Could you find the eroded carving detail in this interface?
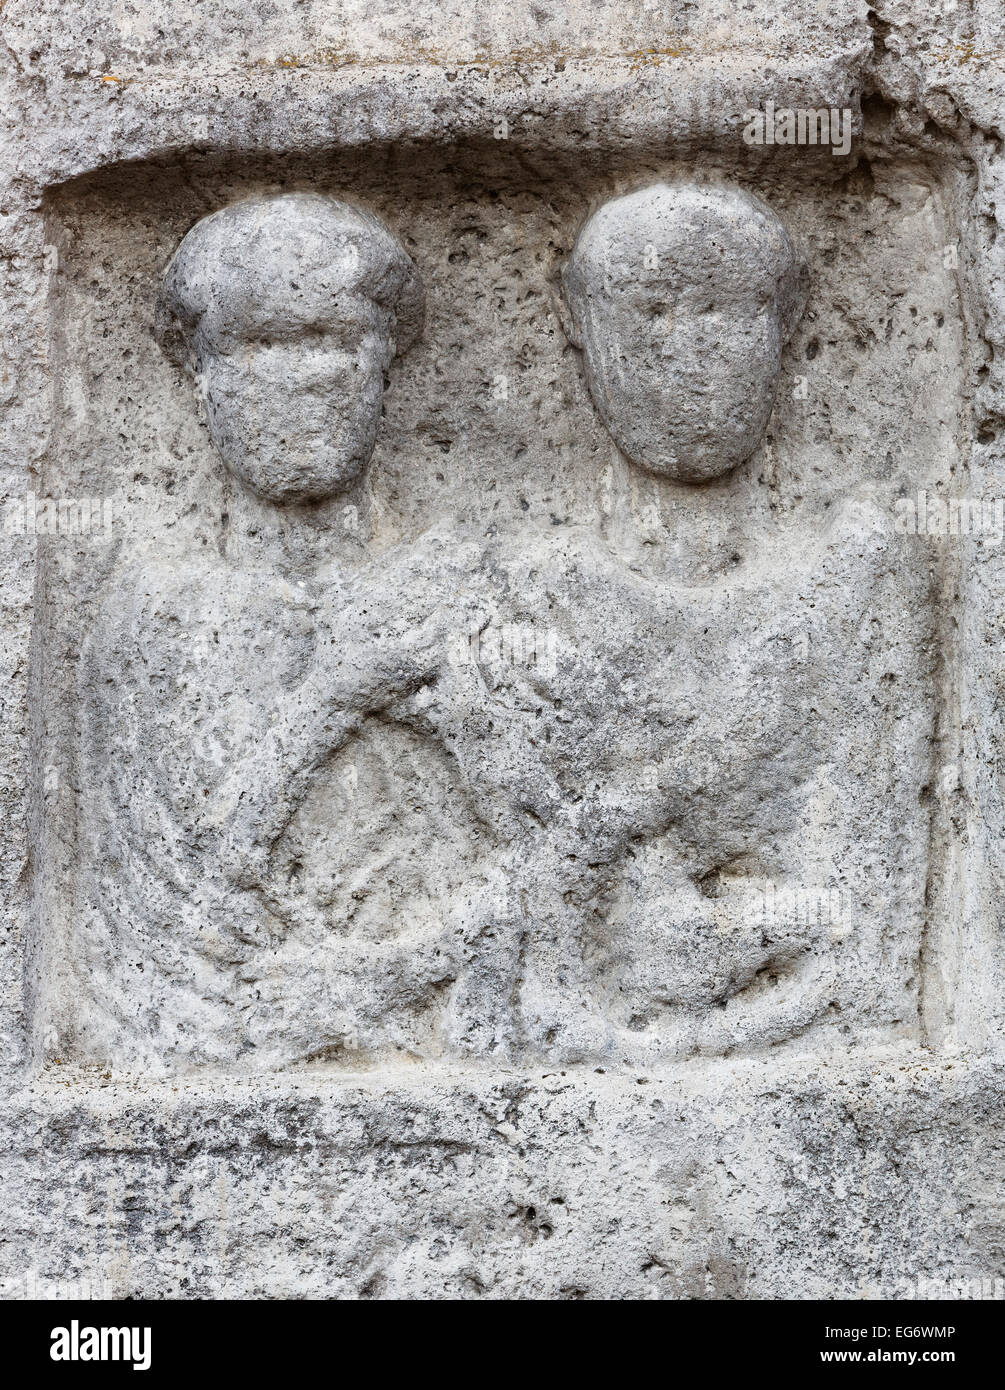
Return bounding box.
[562,182,807,481]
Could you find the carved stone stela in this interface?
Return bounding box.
[35,168,950,1073]
[10,0,1005,1304]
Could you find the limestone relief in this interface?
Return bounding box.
[65,183,934,1071]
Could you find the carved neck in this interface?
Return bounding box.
[216,471,375,578]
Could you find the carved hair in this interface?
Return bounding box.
[155,192,424,373]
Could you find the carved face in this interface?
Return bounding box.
[193,287,393,505]
[157,194,423,505]
[563,184,806,483]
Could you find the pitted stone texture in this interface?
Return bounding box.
[562,183,807,482]
[2,1059,1001,1301]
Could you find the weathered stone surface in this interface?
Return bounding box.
[2,0,1005,1300]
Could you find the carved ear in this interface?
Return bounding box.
[153,255,203,378]
[153,298,198,376]
[557,261,584,348]
[780,253,810,345]
[389,260,426,358]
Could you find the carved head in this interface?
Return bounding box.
[156,193,424,504]
[562,183,807,483]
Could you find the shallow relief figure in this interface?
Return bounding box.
[71,194,500,1070]
[469,181,933,1061]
